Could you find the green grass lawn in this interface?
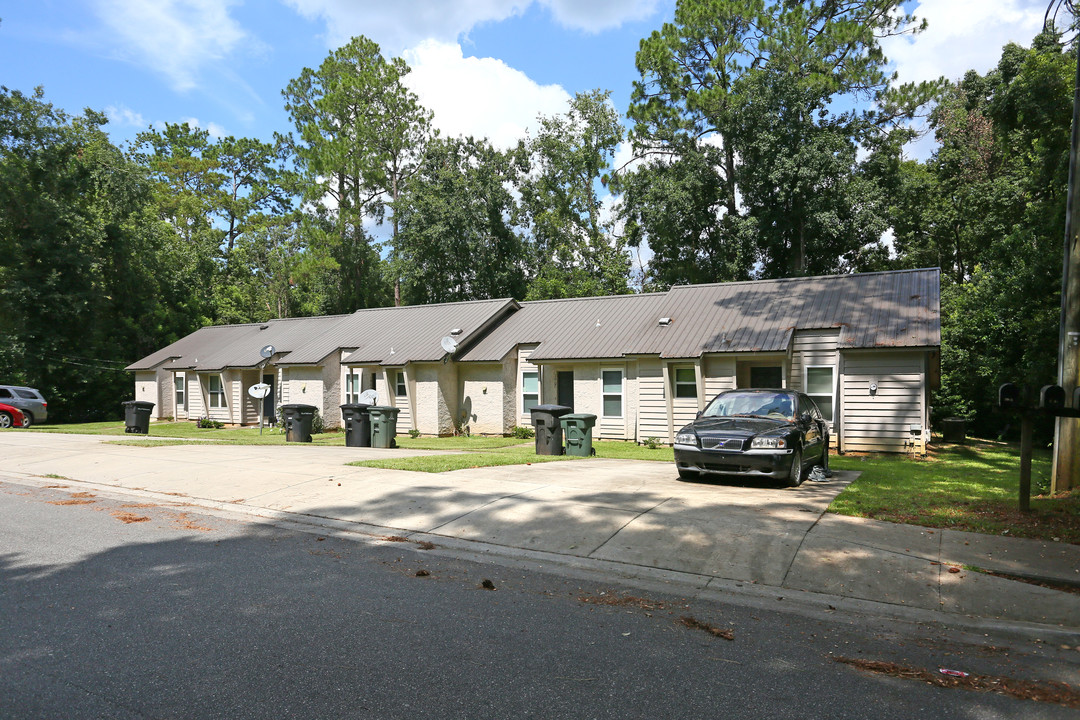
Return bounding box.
[829,439,1078,544]
[350,437,673,472]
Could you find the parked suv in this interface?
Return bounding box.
[0,386,47,426]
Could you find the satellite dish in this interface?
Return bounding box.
[260,344,276,359]
[358,389,378,405]
[440,336,459,354]
[248,383,271,399]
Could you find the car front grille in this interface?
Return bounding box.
[701,437,746,451]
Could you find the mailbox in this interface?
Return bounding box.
[998,383,1020,409]
[1040,384,1066,410]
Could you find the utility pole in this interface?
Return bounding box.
[1052,25,1080,493]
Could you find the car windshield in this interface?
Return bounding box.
[702,391,794,421]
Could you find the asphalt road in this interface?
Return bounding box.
[2,480,1077,720]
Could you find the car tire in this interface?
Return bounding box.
[20,412,32,428]
[677,467,700,481]
[0,412,11,429]
[785,448,804,487]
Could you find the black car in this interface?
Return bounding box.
[673,389,829,487]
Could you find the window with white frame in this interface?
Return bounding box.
[521,370,539,413]
[602,368,623,417]
[345,369,361,404]
[673,367,697,399]
[208,374,226,409]
[174,373,186,411]
[395,371,407,398]
[805,366,835,422]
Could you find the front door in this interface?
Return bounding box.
[749,366,783,388]
[557,371,574,409]
[262,374,276,424]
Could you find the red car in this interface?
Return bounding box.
[0,402,26,429]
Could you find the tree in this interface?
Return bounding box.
[0,87,201,421]
[391,137,529,304]
[626,0,938,281]
[521,89,631,299]
[281,35,433,310]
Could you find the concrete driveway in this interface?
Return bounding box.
[2,431,1077,631]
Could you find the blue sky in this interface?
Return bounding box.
[1,0,1052,161]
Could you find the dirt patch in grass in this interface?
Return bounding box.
[48,499,96,506]
[877,494,1080,545]
[834,656,1080,709]
[678,615,734,641]
[111,511,150,524]
[963,566,1080,595]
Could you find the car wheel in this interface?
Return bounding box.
[0,412,11,429]
[677,467,700,481]
[20,412,32,428]
[785,448,804,487]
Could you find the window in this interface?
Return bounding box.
[602,369,623,418]
[674,367,697,399]
[208,375,226,409]
[395,371,407,398]
[805,366,834,422]
[522,370,539,413]
[175,373,186,411]
[345,370,361,404]
[749,365,783,388]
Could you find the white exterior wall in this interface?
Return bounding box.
[840,350,927,453]
[791,329,840,446]
[460,364,507,435]
[281,366,325,420]
[703,356,736,399]
[134,371,165,420]
[637,359,667,442]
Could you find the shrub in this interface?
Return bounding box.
[196,417,224,429]
[511,425,535,439]
[409,428,421,439]
[643,436,661,450]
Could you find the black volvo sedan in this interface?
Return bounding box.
[673,389,829,487]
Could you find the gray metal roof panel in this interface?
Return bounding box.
[316,298,516,366]
[127,325,256,372]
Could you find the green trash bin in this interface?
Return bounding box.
[369,406,401,448]
[561,413,597,457]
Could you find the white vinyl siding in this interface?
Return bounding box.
[636,360,668,442]
[840,351,925,453]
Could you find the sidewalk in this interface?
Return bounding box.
[2,432,1077,632]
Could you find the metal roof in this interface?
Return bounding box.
[458,293,669,363]
[289,298,517,366]
[164,315,352,371]
[125,325,256,371]
[459,268,940,362]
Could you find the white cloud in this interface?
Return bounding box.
[882,0,1046,87]
[540,0,667,32]
[104,105,146,128]
[283,0,530,52]
[403,40,571,149]
[283,0,667,52]
[180,117,227,139]
[88,0,250,91]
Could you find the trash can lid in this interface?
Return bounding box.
[562,413,597,421]
[529,404,573,417]
[282,403,318,412]
[340,403,373,411]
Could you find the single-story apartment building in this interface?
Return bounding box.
[127,268,940,453]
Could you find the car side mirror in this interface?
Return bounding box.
[695,410,703,419]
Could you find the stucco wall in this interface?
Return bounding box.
[282,366,325,422]
[460,363,505,435]
[134,372,162,420]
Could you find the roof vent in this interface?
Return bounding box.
[658,317,672,326]
[450,328,463,336]
[595,318,602,328]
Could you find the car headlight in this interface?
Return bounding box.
[675,431,697,446]
[750,437,786,449]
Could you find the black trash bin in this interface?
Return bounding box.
[281,403,317,443]
[528,404,573,455]
[122,400,155,434]
[340,403,373,447]
[941,417,966,444]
